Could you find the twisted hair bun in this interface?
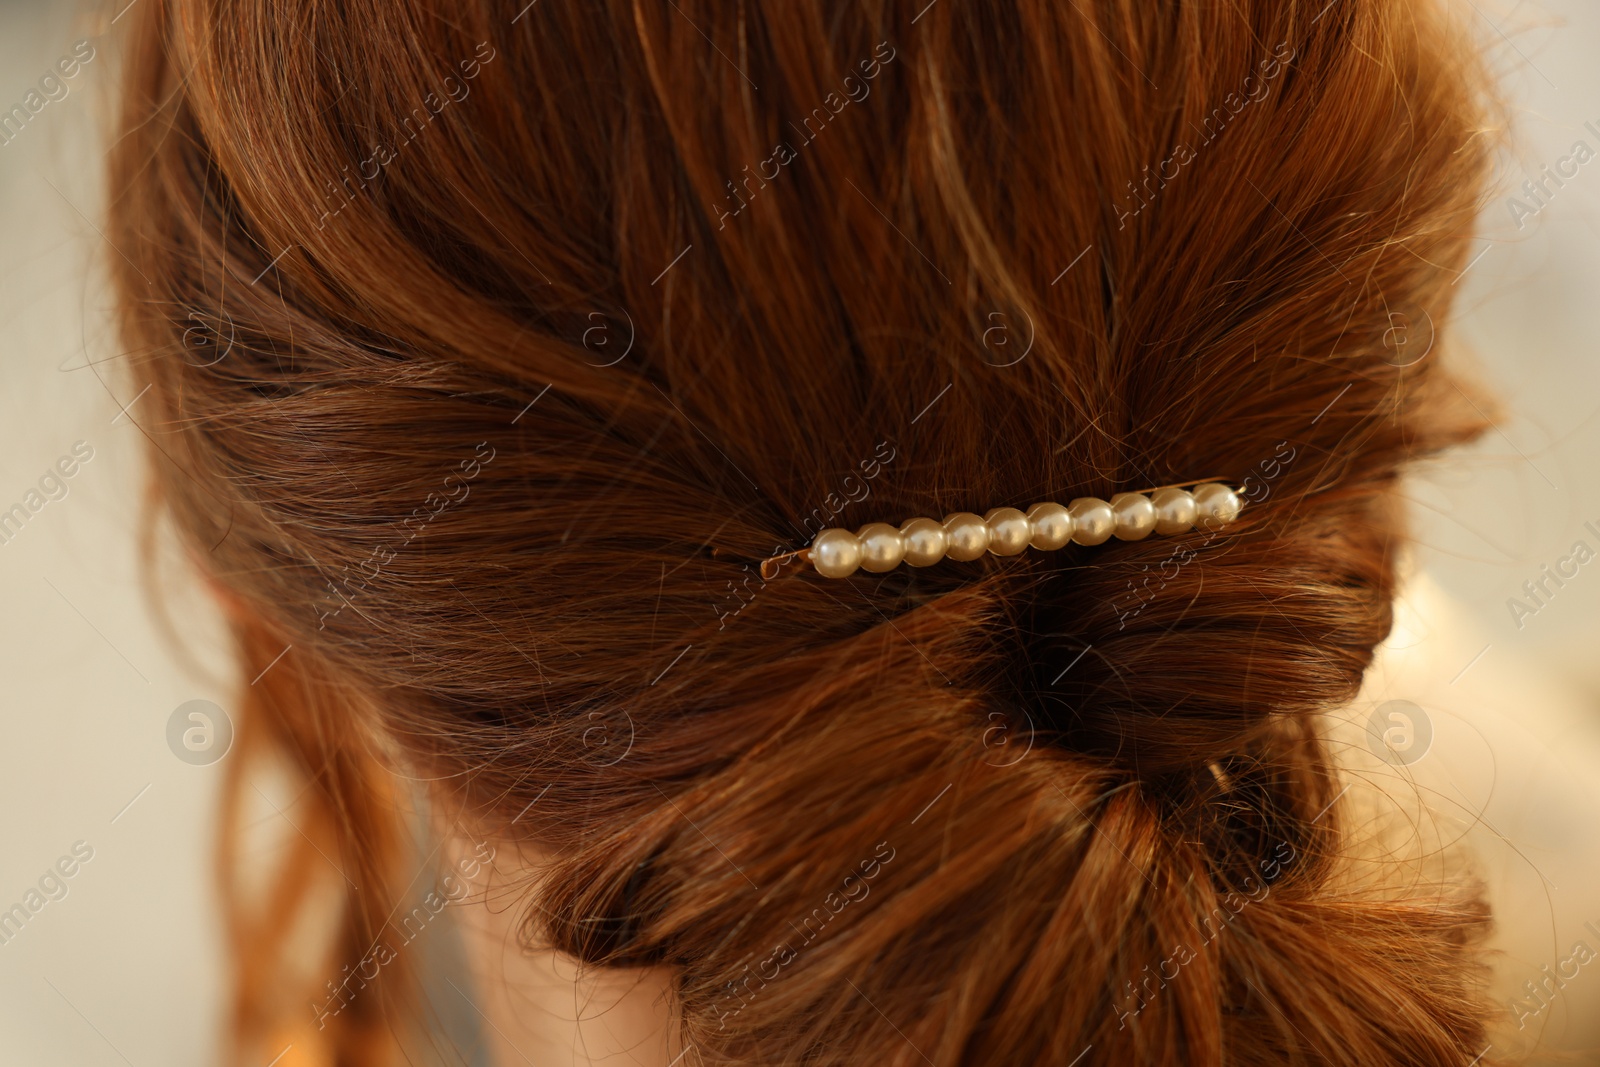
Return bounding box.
[111,0,1499,1063]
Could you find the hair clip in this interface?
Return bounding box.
[760,480,1243,580]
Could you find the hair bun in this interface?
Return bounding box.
[111,0,1500,1062]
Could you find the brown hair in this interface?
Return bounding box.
[109,0,1502,1063]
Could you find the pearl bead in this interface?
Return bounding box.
[811,528,863,578]
[1067,497,1114,545]
[1110,492,1157,541]
[942,512,991,561]
[1150,487,1197,535]
[899,517,948,567]
[983,507,1031,556]
[1026,502,1074,550]
[1192,483,1242,527]
[855,522,906,572]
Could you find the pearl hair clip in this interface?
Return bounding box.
[760,481,1244,580]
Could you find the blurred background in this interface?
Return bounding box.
[1,0,1599,1063]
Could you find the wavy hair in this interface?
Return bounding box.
[109,0,1501,1063]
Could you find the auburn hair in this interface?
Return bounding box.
[109,0,1503,1063]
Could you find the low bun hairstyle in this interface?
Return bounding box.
[110,0,1500,1063]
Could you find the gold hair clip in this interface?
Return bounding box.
[761,480,1243,580]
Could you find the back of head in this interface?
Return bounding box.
[109,0,1498,1063]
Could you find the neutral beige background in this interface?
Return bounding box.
[0,3,233,1065]
[1,0,1598,1063]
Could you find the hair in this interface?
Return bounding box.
[109,0,1504,1063]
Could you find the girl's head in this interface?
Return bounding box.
[110,0,1498,1062]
